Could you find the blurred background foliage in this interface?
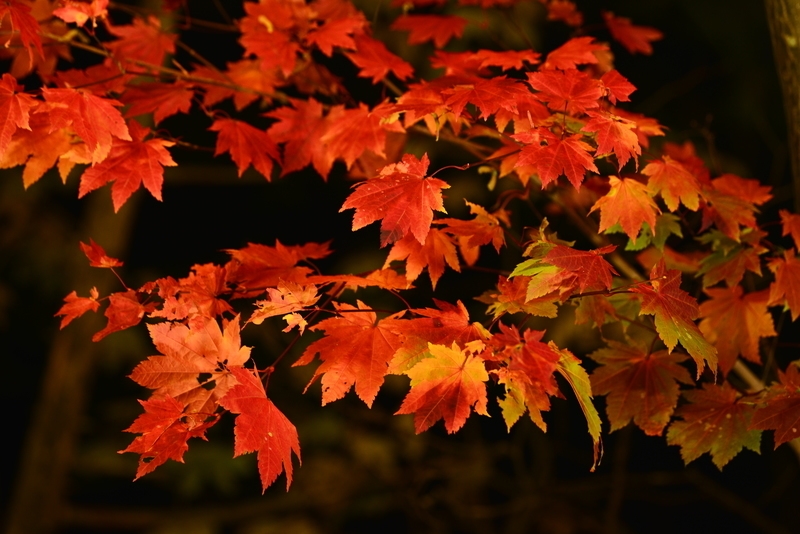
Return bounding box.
[3,0,800,533]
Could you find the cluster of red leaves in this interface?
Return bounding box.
[1,0,794,491]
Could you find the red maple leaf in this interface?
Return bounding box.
[600,69,636,104]
[543,0,583,27]
[544,243,618,293]
[320,103,403,171]
[52,0,108,27]
[150,263,233,320]
[80,238,124,268]
[119,395,214,480]
[0,73,36,158]
[699,287,775,374]
[779,209,800,250]
[384,227,460,288]
[304,14,365,56]
[750,364,800,447]
[219,367,301,492]
[106,16,176,68]
[490,324,561,431]
[1,112,72,188]
[390,14,467,48]
[603,11,663,55]
[516,130,598,189]
[395,342,489,433]
[590,175,659,240]
[666,383,761,468]
[527,68,604,115]
[42,87,131,164]
[341,153,449,246]
[55,287,100,328]
[631,260,717,377]
[0,0,44,60]
[345,34,414,83]
[266,98,335,178]
[768,249,800,321]
[581,110,641,169]
[541,36,606,70]
[590,340,693,436]
[224,240,331,294]
[474,49,541,71]
[78,121,176,211]
[122,81,194,125]
[294,301,406,407]
[442,76,531,120]
[210,118,280,181]
[642,156,703,212]
[93,290,146,342]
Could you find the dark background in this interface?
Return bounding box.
[2,0,799,532]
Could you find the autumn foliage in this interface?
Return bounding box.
[4,0,800,494]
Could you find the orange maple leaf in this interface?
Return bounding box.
[590,340,693,436]
[294,301,406,407]
[345,34,414,83]
[55,287,100,328]
[768,249,800,321]
[396,342,489,434]
[699,287,775,374]
[603,11,663,55]
[642,156,703,212]
[384,227,460,288]
[582,110,641,169]
[541,36,606,70]
[750,364,800,447]
[590,175,659,241]
[390,14,467,48]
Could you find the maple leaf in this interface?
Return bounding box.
[556,348,603,470]
[122,81,194,125]
[150,263,233,320]
[266,98,335,177]
[590,340,692,436]
[541,36,606,70]
[0,0,44,60]
[543,0,583,27]
[631,260,717,377]
[695,228,766,288]
[388,300,490,374]
[473,49,541,71]
[210,118,280,181]
[396,342,489,434]
[120,395,214,480]
[390,14,467,48]
[42,87,131,164]
[0,113,72,188]
[78,121,176,211]
[779,209,800,250]
[304,14,365,56]
[93,290,146,342]
[0,73,36,158]
[768,249,800,321]
[341,153,449,246]
[250,281,319,332]
[130,315,252,415]
[55,287,100,328]
[666,383,761,469]
[700,181,760,242]
[238,0,305,76]
[106,15,176,68]
[80,238,123,268]
[219,367,301,492]
[750,363,800,447]
[603,11,663,55]
[581,110,641,169]
[384,227,460,288]
[590,175,660,241]
[345,34,414,83]
[294,301,406,407]
[224,240,331,294]
[516,130,598,189]
[320,103,403,171]
[476,275,559,319]
[698,287,775,374]
[642,156,703,212]
[490,324,561,431]
[438,201,508,264]
[527,68,604,115]
[600,70,636,105]
[52,0,108,27]
[442,76,531,119]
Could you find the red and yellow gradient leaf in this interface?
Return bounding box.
[395,342,489,434]
[590,175,659,240]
